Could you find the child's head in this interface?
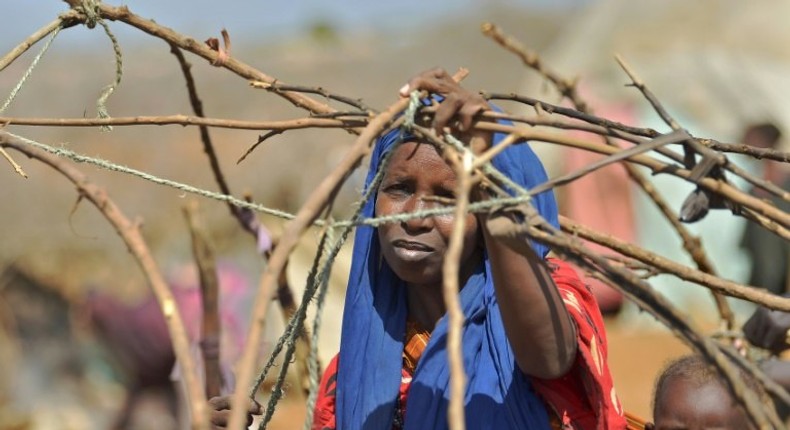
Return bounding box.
[647,355,754,430]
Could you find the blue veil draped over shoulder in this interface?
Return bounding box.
[336,113,560,429]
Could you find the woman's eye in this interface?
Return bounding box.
[382,183,410,196]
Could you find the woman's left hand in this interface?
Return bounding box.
[399,68,491,144]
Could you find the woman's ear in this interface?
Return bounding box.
[645,422,655,430]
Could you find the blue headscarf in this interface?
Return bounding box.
[337,113,560,429]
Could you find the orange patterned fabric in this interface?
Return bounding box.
[402,318,430,375]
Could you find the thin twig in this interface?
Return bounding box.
[0,146,27,178]
[701,139,790,163]
[237,131,283,165]
[726,161,789,202]
[0,115,365,130]
[0,11,80,72]
[251,81,377,114]
[170,45,236,215]
[718,345,790,409]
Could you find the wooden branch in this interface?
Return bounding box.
[183,201,223,399]
[0,115,364,130]
[80,3,338,117]
[170,45,236,216]
[441,145,472,430]
[481,110,647,144]
[528,130,690,195]
[726,161,789,202]
[0,132,210,430]
[482,92,659,139]
[0,11,81,72]
[718,344,790,409]
[701,139,790,163]
[481,23,585,111]
[614,55,730,180]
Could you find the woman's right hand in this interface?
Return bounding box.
[399,68,492,153]
[208,395,262,429]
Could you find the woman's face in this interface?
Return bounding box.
[375,141,482,288]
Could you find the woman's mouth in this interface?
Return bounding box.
[392,239,434,261]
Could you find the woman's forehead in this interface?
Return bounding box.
[391,140,439,158]
[384,141,453,175]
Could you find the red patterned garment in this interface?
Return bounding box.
[312,258,627,430]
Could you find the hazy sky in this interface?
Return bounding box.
[7,0,580,49]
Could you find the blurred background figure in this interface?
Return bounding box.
[738,122,789,296]
[84,262,253,429]
[84,290,180,429]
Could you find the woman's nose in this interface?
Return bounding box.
[401,195,433,233]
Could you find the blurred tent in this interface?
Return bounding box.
[519,0,790,323]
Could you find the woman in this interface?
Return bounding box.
[310,69,625,430]
[211,69,626,429]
